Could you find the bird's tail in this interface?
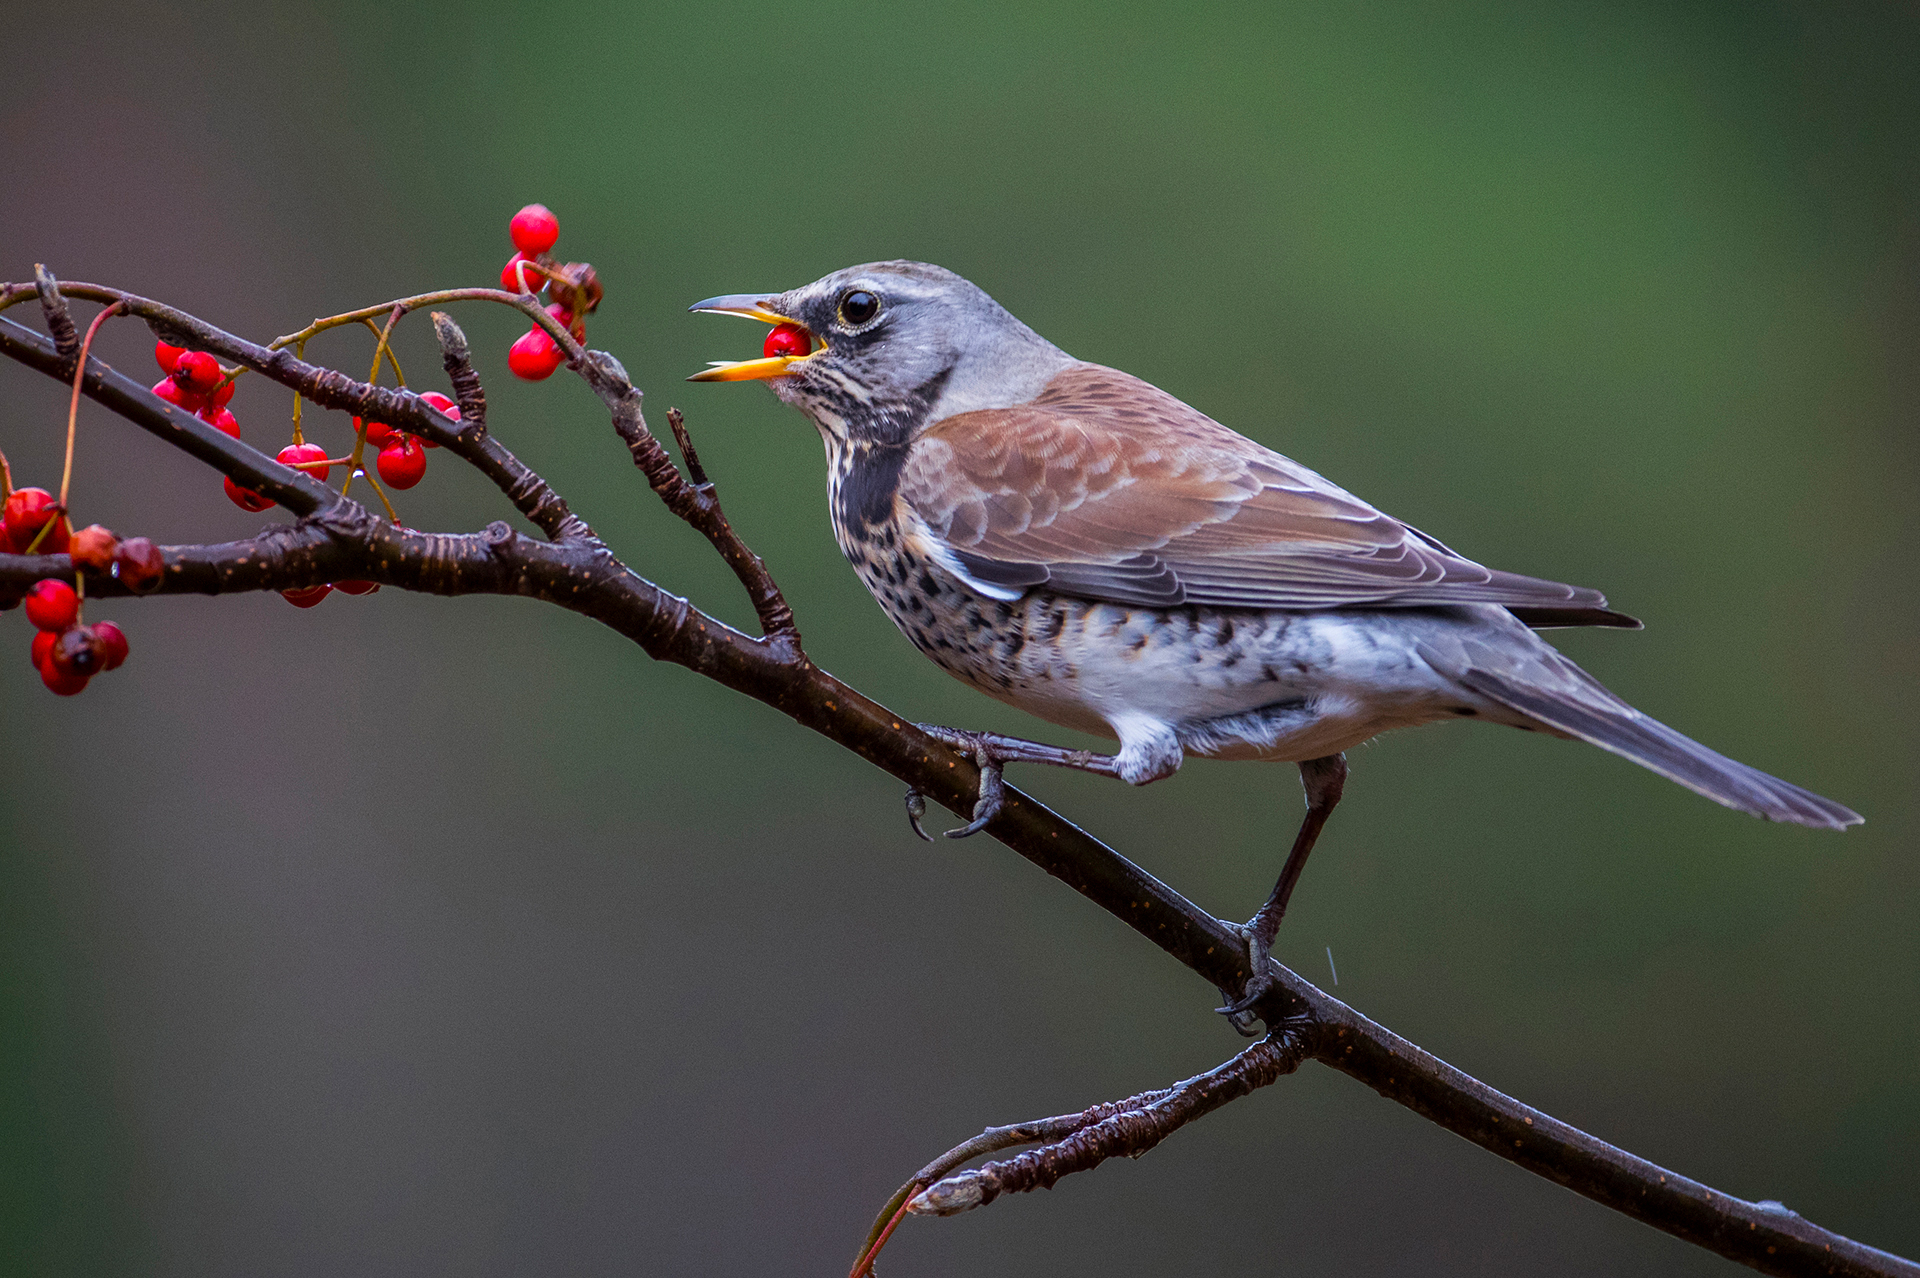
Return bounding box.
[1450,665,1862,831]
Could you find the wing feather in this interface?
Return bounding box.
[901,365,1638,627]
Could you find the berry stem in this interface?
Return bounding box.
[290,338,308,445]
[266,288,580,365]
[342,307,404,501]
[61,300,123,508]
[359,465,401,524]
[360,312,407,388]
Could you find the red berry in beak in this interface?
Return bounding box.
[93,621,130,670]
[763,324,811,360]
[509,203,560,255]
[508,327,565,381]
[24,579,79,632]
[277,442,332,484]
[224,476,274,512]
[114,537,164,592]
[376,436,427,490]
[281,583,332,608]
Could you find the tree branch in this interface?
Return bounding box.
[1,283,1911,1278]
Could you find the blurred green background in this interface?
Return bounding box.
[1,1,1915,1273]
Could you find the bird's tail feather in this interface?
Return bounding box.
[1454,668,1862,831]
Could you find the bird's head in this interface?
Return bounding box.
[688,261,1073,445]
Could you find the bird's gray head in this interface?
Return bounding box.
[688,261,1075,445]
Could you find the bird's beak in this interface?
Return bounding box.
[685,293,819,382]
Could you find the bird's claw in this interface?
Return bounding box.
[913,725,1008,839]
[1214,920,1274,1034]
[945,754,1005,838]
[904,788,934,842]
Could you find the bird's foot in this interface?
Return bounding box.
[1214,919,1279,1036]
[903,725,1120,841]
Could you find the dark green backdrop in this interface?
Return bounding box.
[2,2,1914,1274]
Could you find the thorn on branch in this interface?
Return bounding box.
[33,265,78,366]
[666,408,708,487]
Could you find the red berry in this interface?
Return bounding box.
[3,486,67,553]
[508,203,560,255]
[50,627,106,678]
[30,630,55,669]
[209,379,236,409]
[376,436,427,490]
[92,621,129,670]
[763,323,811,359]
[277,442,331,484]
[24,579,79,632]
[281,583,332,608]
[198,405,241,438]
[224,476,274,512]
[155,340,186,374]
[501,252,545,293]
[152,375,207,412]
[507,327,565,380]
[114,537,164,592]
[69,524,119,571]
[354,416,398,447]
[172,351,222,396]
[415,392,457,448]
[335,580,380,595]
[37,648,88,696]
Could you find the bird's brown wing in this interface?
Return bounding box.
[899,365,1637,626]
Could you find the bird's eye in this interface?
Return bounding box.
[838,289,880,326]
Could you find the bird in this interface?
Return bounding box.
[687,260,1861,1022]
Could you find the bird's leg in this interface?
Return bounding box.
[1218,753,1348,1029]
[904,725,1126,841]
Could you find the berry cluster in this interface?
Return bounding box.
[4,500,154,694]
[499,204,601,381]
[153,341,240,440]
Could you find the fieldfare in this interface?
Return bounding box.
[689,261,1860,1021]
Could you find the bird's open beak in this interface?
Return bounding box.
[685,293,819,382]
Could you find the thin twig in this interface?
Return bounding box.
[911,1023,1311,1218]
[62,299,123,508]
[580,357,797,642]
[666,407,708,486]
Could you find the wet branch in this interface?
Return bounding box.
[0,282,1912,1278]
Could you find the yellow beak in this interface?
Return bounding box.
[685,293,819,382]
